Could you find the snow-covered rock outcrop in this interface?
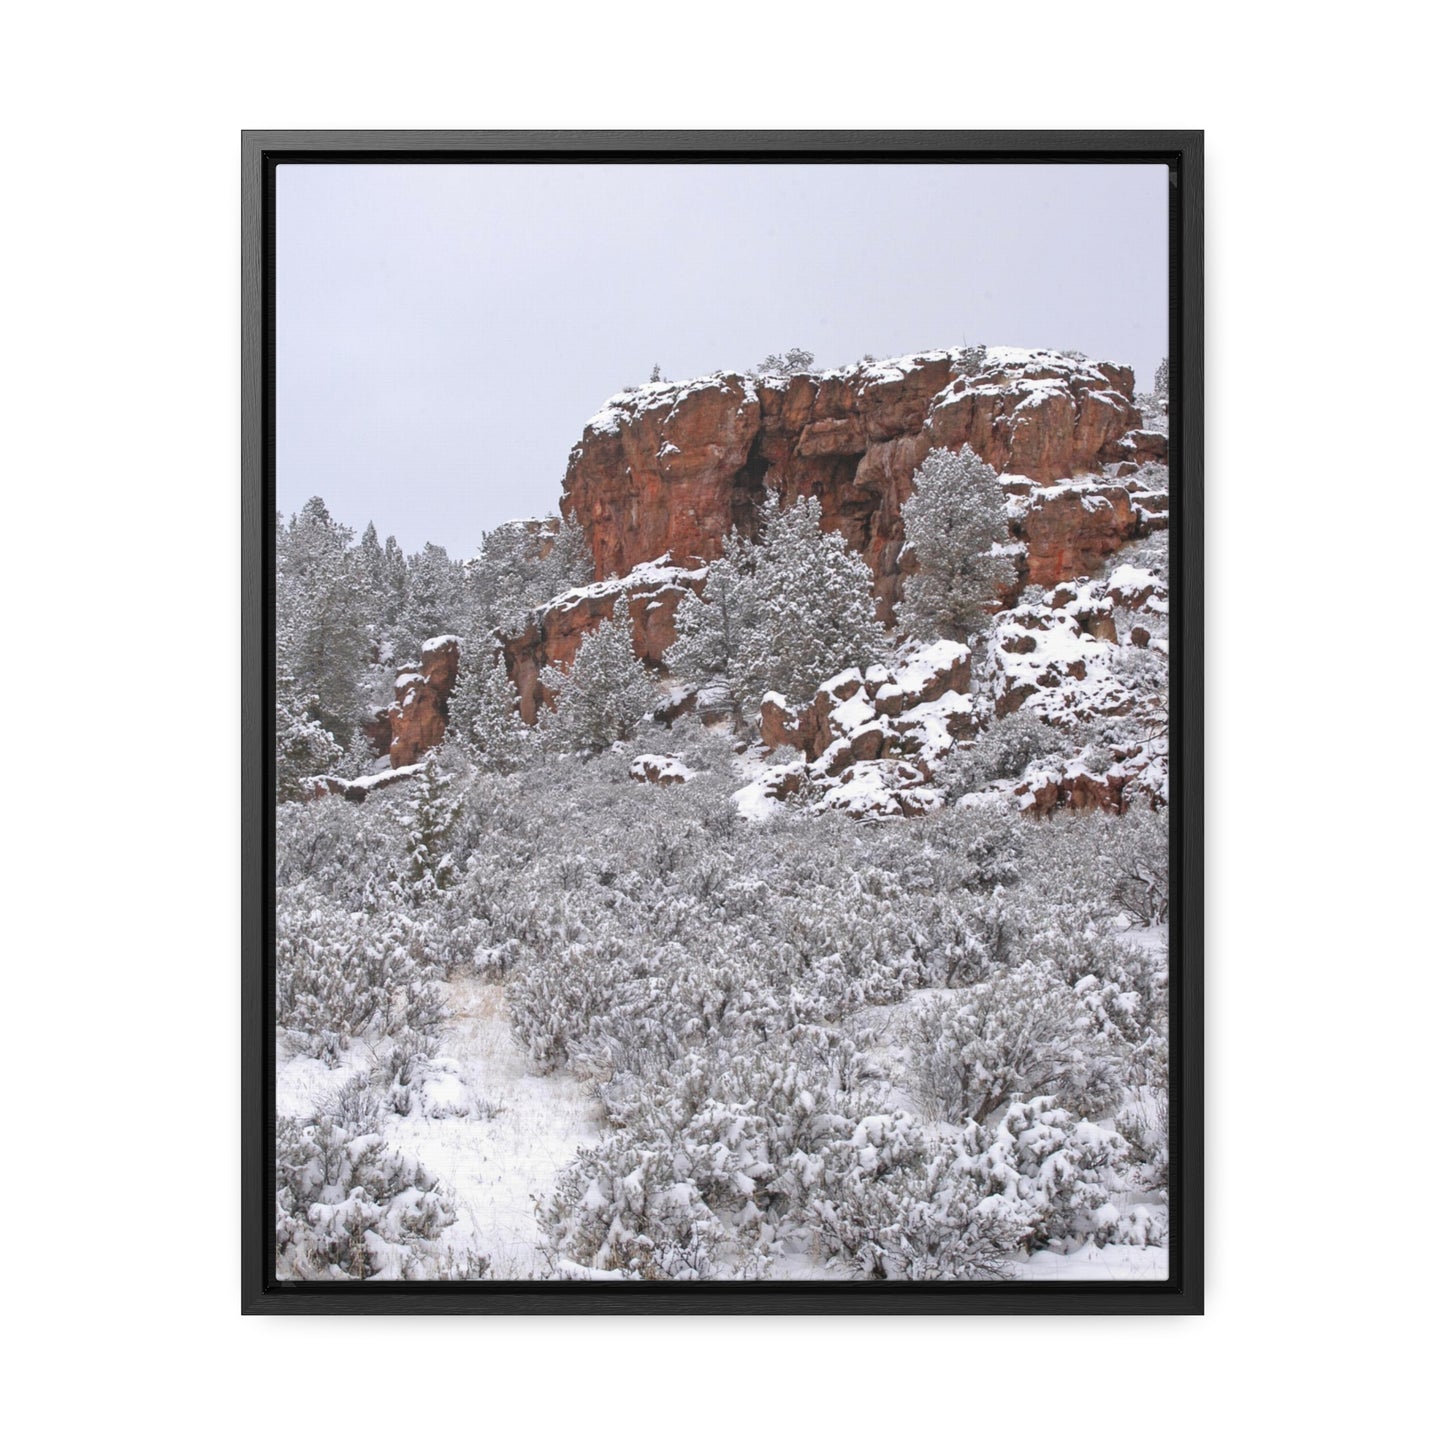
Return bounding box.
[501,556,706,724]
[743,641,977,818]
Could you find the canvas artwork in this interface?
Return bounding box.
[270,157,1176,1289]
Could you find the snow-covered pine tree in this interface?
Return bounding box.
[896,446,1015,642]
[444,641,486,744]
[398,542,465,653]
[340,726,384,780]
[401,754,460,899]
[382,535,408,626]
[734,494,885,708]
[275,677,343,801]
[276,496,373,740]
[357,521,387,601]
[450,651,532,773]
[665,495,884,710]
[663,530,752,692]
[465,514,593,642]
[535,515,593,603]
[538,597,656,752]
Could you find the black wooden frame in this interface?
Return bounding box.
[243,130,1203,1315]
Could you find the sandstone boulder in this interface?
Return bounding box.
[1021,483,1137,587]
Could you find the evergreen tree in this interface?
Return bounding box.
[664,531,751,690]
[276,497,371,739]
[275,677,343,801]
[668,495,883,710]
[536,515,593,602]
[399,542,465,653]
[449,650,532,773]
[357,521,387,595]
[736,494,884,706]
[539,597,656,752]
[400,755,460,900]
[749,347,815,378]
[467,514,593,642]
[897,446,1014,642]
[382,536,409,624]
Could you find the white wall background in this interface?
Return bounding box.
[2,4,1435,1440]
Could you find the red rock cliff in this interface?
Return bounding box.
[561,347,1158,616]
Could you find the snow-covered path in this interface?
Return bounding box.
[383,978,602,1278]
[276,978,602,1280]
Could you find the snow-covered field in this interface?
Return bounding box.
[274,433,1172,1285]
[279,960,1168,1281]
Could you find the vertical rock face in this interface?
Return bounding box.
[1020,483,1139,586]
[389,636,460,767]
[561,347,1149,617]
[501,560,706,723]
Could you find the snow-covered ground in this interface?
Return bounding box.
[278,978,602,1279]
[1013,1243,1167,1281]
[278,965,1168,1281]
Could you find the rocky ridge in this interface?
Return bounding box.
[369,347,1170,818]
[563,346,1164,614]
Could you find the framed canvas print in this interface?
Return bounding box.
[242,130,1202,1314]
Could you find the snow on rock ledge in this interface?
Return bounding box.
[748,641,974,818]
[501,555,706,725]
[307,762,425,804]
[629,754,695,787]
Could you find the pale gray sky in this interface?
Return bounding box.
[277,162,1167,556]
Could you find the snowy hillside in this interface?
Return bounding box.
[274,348,1171,1282]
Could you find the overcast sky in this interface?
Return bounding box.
[277,162,1167,556]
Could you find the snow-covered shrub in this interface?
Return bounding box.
[1108,805,1170,927]
[809,1115,1027,1279]
[956,344,987,377]
[941,707,1062,796]
[1114,1087,1170,1196]
[905,962,1115,1126]
[748,347,815,377]
[545,1033,887,1278]
[543,1136,725,1280]
[275,1091,486,1280]
[978,1098,1164,1253]
[275,793,403,913]
[549,1033,1148,1280]
[276,903,444,1061]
